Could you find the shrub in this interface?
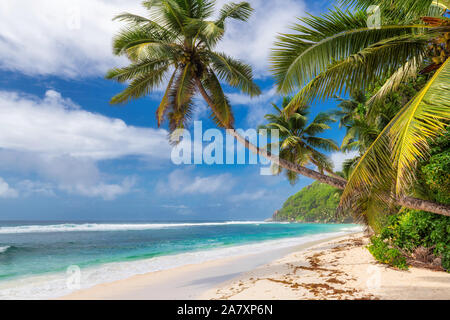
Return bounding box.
[368,128,450,272]
[367,236,408,270]
[373,209,450,271]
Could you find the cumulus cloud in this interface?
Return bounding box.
[227,86,278,106]
[229,189,267,202]
[0,0,306,78]
[60,177,136,201]
[16,180,55,197]
[0,0,142,77]
[0,90,171,160]
[226,86,280,126]
[216,0,307,77]
[0,90,171,199]
[330,151,359,172]
[157,169,235,195]
[0,177,18,198]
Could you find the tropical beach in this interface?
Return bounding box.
[0,0,449,306]
[61,232,450,300]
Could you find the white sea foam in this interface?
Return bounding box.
[0,246,10,254]
[0,226,363,300]
[0,221,267,234]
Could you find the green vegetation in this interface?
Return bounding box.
[368,130,450,271]
[368,209,450,271]
[270,0,450,216]
[367,236,409,270]
[106,0,260,133]
[275,182,350,223]
[258,98,339,185]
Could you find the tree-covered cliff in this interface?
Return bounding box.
[273,182,352,223]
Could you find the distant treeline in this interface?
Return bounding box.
[273,182,352,223]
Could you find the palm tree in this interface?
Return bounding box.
[107,0,449,216]
[270,2,450,216]
[259,98,342,184]
[333,90,377,153]
[106,0,348,191]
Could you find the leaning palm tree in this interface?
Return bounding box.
[259,98,341,184]
[270,2,450,216]
[106,0,347,191]
[107,0,449,216]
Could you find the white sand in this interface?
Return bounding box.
[200,233,450,300]
[61,233,450,300]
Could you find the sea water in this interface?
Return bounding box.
[0,221,361,299]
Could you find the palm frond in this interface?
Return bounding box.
[201,70,235,128]
[112,26,179,61]
[109,65,169,104]
[367,55,424,105]
[390,58,450,194]
[306,137,340,152]
[149,0,187,34]
[156,68,178,127]
[271,8,368,93]
[168,63,197,131]
[339,108,401,211]
[339,0,448,21]
[270,6,440,95]
[216,2,253,25]
[208,51,261,96]
[105,59,168,83]
[282,31,436,114]
[340,58,450,212]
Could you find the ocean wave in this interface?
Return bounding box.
[0,221,267,234]
[0,246,11,254]
[0,227,359,300]
[340,226,364,232]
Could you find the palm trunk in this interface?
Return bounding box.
[397,196,450,217]
[195,79,450,217]
[228,130,347,189]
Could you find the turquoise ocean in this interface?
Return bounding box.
[0,221,361,299]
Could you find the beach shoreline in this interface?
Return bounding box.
[60,232,358,300]
[61,232,450,300]
[201,233,450,300]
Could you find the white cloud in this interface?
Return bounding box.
[0,177,18,198]
[0,90,172,200]
[158,169,235,195]
[227,86,278,106]
[330,151,359,172]
[16,180,55,197]
[229,189,267,202]
[216,0,307,77]
[60,177,136,201]
[0,90,171,160]
[0,0,142,77]
[0,0,306,78]
[226,86,280,126]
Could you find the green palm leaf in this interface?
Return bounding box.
[156,68,178,127]
[271,7,436,95]
[208,51,261,96]
[340,58,450,211]
[280,31,440,114]
[201,70,235,128]
[391,58,450,194]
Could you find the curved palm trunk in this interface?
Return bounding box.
[229,130,347,189]
[397,196,450,217]
[194,78,450,217]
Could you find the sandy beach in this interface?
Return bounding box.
[201,233,450,300]
[62,232,450,300]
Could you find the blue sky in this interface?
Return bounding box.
[0,0,356,221]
